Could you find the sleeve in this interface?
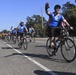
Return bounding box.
[24,25,26,28]
[61,15,65,20]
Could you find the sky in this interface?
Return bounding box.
[0,0,75,31]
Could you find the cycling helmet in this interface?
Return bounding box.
[54,5,61,9]
[20,21,24,25]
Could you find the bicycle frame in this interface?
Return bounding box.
[20,34,26,44]
[18,33,28,50]
[46,27,76,62]
[52,27,71,53]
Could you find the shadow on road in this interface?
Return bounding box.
[4,52,66,63]
[34,70,76,75]
[34,70,50,75]
[2,47,13,49]
[2,47,20,49]
[23,53,50,59]
[35,45,46,48]
[4,53,23,57]
[23,53,66,63]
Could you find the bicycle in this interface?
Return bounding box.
[46,27,76,62]
[18,34,28,50]
[11,35,16,44]
[29,32,35,43]
[4,35,10,42]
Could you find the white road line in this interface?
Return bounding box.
[2,41,58,75]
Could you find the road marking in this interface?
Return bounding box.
[2,41,58,75]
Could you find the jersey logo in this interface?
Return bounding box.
[21,26,24,29]
[55,16,58,21]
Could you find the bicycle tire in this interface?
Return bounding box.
[13,38,16,44]
[61,38,76,62]
[23,39,28,50]
[69,36,75,43]
[31,33,35,43]
[31,37,35,43]
[18,43,22,49]
[46,38,55,57]
[65,31,75,48]
[65,37,74,48]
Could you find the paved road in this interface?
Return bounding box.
[0,38,76,75]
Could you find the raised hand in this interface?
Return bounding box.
[45,2,50,10]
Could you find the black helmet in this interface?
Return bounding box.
[54,5,61,10]
[20,21,24,25]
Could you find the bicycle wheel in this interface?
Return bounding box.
[31,33,35,43]
[65,37,75,48]
[69,36,75,43]
[18,42,22,49]
[46,38,55,57]
[23,39,28,50]
[66,31,75,48]
[31,36,35,43]
[13,37,16,44]
[7,36,10,42]
[61,38,76,62]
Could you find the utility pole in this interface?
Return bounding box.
[41,6,43,30]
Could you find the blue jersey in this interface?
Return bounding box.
[49,12,64,27]
[12,30,16,34]
[18,25,26,33]
[29,27,34,33]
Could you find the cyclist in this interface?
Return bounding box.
[0,33,2,39]
[11,28,17,41]
[10,26,13,40]
[7,31,11,41]
[17,21,28,44]
[29,26,35,42]
[45,2,73,48]
[12,28,17,35]
[1,32,5,40]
